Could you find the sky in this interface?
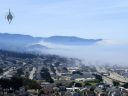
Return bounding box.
[0,0,128,43]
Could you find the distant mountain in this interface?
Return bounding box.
[25,44,49,54]
[28,44,48,49]
[0,33,41,44]
[0,33,42,51]
[43,36,102,45]
[0,33,102,52]
[27,44,48,50]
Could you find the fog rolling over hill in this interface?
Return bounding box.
[0,33,127,65]
[0,33,42,52]
[48,44,128,66]
[42,36,102,45]
[40,39,128,66]
[0,33,101,51]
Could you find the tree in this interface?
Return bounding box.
[50,65,56,74]
[122,83,128,88]
[63,67,68,71]
[68,81,75,87]
[25,72,29,78]
[90,87,95,91]
[22,78,41,90]
[40,67,54,83]
[0,77,24,95]
[84,82,91,86]
[75,83,82,87]
[16,68,24,76]
[27,80,41,90]
[72,71,83,75]
[49,78,54,83]
[113,81,120,86]
[0,75,41,94]
[54,62,60,67]
[0,68,3,74]
[11,76,23,90]
[93,74,103,82]
[39,90,45,96]
[0,78,11,95]
[56,83,62,87]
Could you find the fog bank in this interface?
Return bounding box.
[40,41,128,65]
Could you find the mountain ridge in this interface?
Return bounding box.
[43,36,102,45]
[0,33,103,52]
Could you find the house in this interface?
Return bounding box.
[67,87,80,92]
[71,73,95,82]
[108,87,122,96]
[40,82,55,94]
[68,67,79,73]
[101,72,110,76]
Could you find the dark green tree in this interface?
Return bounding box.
[11,76,23,90]
[40,67,54,83]
[0,68,3,74]
[72,71,83,75]
[50,65,56,74]
[113,81,120,86]
[75,83,82,87]
[93,74,103,82]
[22,78,41,90]
[84,82,91,86]
[16,68,24,76]
[122,83,128,88]
[0,78,11,95]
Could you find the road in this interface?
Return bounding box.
[35,65,44,80]
[0,67,14,78]
[96,66,128,84]
[29,67,36,80]
[109,71,128,83]
[95,66,113,85]
[55,67,61,76]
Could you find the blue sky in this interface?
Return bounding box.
[0,0,128,42]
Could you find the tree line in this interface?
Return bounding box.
[0,76,41,95]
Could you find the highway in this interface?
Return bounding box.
[96,66,128,84]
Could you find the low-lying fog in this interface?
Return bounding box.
[40,40,128,66]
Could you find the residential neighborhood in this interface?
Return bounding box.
[0,50,128,96]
